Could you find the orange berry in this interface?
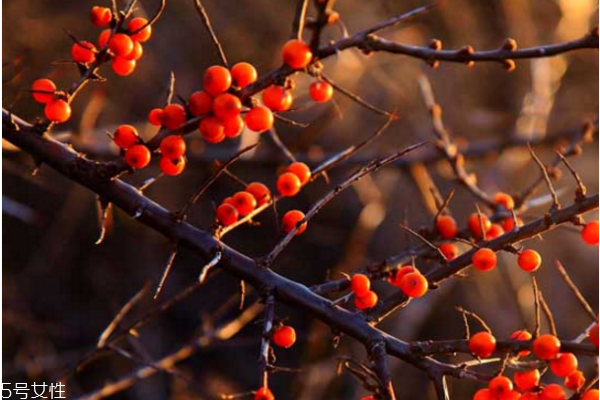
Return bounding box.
[71,41,96,64]
[262,85,293,112]
[582,221,599,245]
[111,57,136,76]
[162,104,187,130]
[113,124,139,149]
[31,79,56,104]
[400,272,428,298]
[488,376,513,398]
[124,144,151,169]
[354,290,378,310]
[589,323,599,347]
[98,29,111,48]
[222,115,245,138]
[212,93,242,119]
[159,135,186,159]
[582,390,599,400]
[511,329,532,357]
[514,369,540,391]
[231,62,257,88]
[472,248,497,272]
[124,40,143,61]
[188,91,213,117]
[391,266,416,287]
[148,108,164,126]
[518,249,542,272]
[277,172,302,197]
[550,353,578,378]
[350,274,371,297]
[502,217,524,232]
[128,17,152,43]
[44,99,71,123]
[436,215,458,239]
[469,332,496,358]
[232,191,257,217]
[90,6,112,27]
[486,224,505,240]
[199,117,225,143]
[282,210,307,235]
[254,387,275,400]
[468,213,492,238]
[216,203,238,227]
[539,384,566,400]
[439,243,459,261]
[159,156,186,176]
[272,325,296,348]
[309,81,333,103]
[109,33,134,57]
[246,182,271,206]
[287,162,311,185]
[565,370,586,391]
[533,334,561,360]
[494,192,515,210]
[203,65,231,96]
[281,39,312,69]
[245,106,274,132]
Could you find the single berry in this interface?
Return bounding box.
[124,41,143,61]
[31,79,56,104]
[44,99,71,123]
[582,221,599,245]
[203,65,231,96]
[501,216,524,232]
[222,115,245,138]
[162,104,187,130]
[231,62,257,88]
[287,162,311,185]
[354,290,378,310]
[309,81,333,103]
[128,17,152,43]
[391,266,416,287]
[124,144,151,169]
[262,85,293,112]
[582,390,599,400]
[109,33,134,57]
[98,29,111,48]
[254,387,275,400]
[469,331,496,358]
[486,224,505,240]
[472,248,497,272]
[518,249,542,272]
[350,274,371,297]
[511,329,532,357]
[245,106,274,132]
[213,93,242,119]
[160,135,186,159]
[113,124,139,149]
[232,191,257,217]
[436,215,458,239]
[71,41,96,64]
[246,182,271,206]
[550,353,578,378]
[514,369,540,391]
[282,210,307,235]
[488,376,513,398]
[533,334,561,360]
[90,6,112,27]
[468,213,492,238]
[565,370,586,391]
[188,91,213,117]
[540,384,566,400]
[589,323,598,347]
[281,39,313,69]
[494,192,515,210]
[199,117,226,143]
[148,108,164,126]
[272,326,296,348]
[111,57,136,76]
[277,172,302,197]
[439,243,459,261]
[159,156,186,176]
[216,203,239,227]
[400,272,429,298]
[473,389,492,400]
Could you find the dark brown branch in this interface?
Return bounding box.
[369,341,397,400]
[555,260,597,321]
[528,144,561,211]
[320,73,394,117]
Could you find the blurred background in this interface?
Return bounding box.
[3,0,599,399]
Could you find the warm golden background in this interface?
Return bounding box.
[3,0,599,399]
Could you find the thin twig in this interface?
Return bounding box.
[193,0,228,66]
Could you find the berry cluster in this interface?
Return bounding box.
[350,274,378,310]
[389,266,429,299]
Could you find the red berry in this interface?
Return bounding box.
[159,156,186,176]
[232,191,257,217]
[281,39,312,69]
[262,85,293,112]
[148,108,164,126]
[436,215,458,239]
[494,192,515,210]
[124,40,143,61]
[159,135,186,158]
[533,334,561,360]
[128,17,152,43]
[162,104,187,130]
[277,172,302,197]
[246,182,271,206]
[354,290,378,310]
[203,65,231,96]
[216,203,238,227]
[488,376,513,398]
[188,91,213,117]
[439,243,459,261]
[124,144,151,169]
[31,79,56,104]
[514,369,540,391]
[222,116,245,138]
[199,117,225,143]
[272,326,296,348]
[71,41,96,64]
[391,266,416,287]
[309,81,333,103]
[44,99,71,123]
[486,224,505,240]
[245,106,274,132]
[287,162,311,185]
[213,93,242,119]
[518,249,542,272]
[550,353,578,378]
[111,57,136,76]
[472,248,497,272]
[254,387,275,400]
[98,29,111,48]
[469,332,496,358]
[109,33,134,57]
[511,329,532,357]
[565,370,586,391]
[282,210,307,235]
[400,272,429,298]
[231,62,257,88]
[582,221,599,245]
[90,6,112,27]
[582,390,599,400]
[501,216,524,232]
[473,389,493,400]
[589,323,599,347]
[113,124,139,149]
[540,384,566,400]
[350,274,371,297]
[468,213,492,239]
